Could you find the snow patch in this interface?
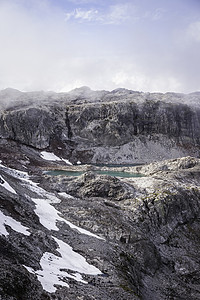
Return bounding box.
[40,151,62,161]
[0,164,103,238]
[32,198,103,240]
[58,192,74,199]
[32,198,62,231]
[0,163,30,181]
[40,151,73,165]
[18,174,61,204]
[24,236,101,293]
[62,158,73,165]
[0,210,30,237]
[0,164,59,202]
[0,175,17,194]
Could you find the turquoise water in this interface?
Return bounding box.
[45,169,144,178]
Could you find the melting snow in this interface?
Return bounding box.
[32,198,103,240]
[0,163,103,293]
[0,165,103,239]
[7,169,61,203]
[32,198,62,231]
[24,236,101,293]
[0,163,31,183]
[62,158,73,165]
[0,175,17,194]
[0,162,27,176]
[0,210,30,236]
[40,151,73,165]
[40,151,62,161]
[58,192,74,199]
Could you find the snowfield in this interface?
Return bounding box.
[24,236,101,293]
[40,151,62,161]
[58,192,74,199]
[0,163,104,294]
[0,210,30,237]
[32,198,104,240]
[0,175,17,194]
[40,151,72,165]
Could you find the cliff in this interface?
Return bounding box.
[0,87,200,299]
[0,87,199,164]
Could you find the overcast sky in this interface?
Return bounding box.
[0,0,200,93]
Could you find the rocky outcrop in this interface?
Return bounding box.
[45,171,135,200]
[0,151,200,299]
[66,99,200,163]
[0,88,200,164]
[0,108,56,148]
[41,156,200,299]
[0,156,139,300]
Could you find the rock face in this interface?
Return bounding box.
[0,154,200,300]
[66,99,200,163]
[0,108,56,148]
[46,171,136,200]
[0,88,200,164]
[0,87,200,299]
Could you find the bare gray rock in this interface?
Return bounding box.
[0,88,200,163]
[0,87,200,299]
[0,154,200,299]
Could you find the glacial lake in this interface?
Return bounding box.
[45,169,144,178]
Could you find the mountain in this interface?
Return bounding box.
[1,152,200,300]
[0,87,199,164]
[0,88,200,299]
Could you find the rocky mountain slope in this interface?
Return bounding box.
[0,87,199,164]
[0,153,200,300]
[0,87,200,299]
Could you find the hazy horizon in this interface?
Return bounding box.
[1,86,200,96]
[0,0,200,94]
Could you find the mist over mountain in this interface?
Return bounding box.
[0,87,199,164]
[1,87,200,109]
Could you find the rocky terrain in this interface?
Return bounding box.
[0,87,199,164]
[0,153,200,300]
[0,87,200,300]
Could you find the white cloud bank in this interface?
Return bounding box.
[65,3,135,24]
[187,21,200,42]
[0,0,200,93]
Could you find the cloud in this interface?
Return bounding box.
[112,68,182,93]
[104,3,133,24]
[65,3,136,25]
[0,0,76,91]
[67,0,98,4]
[0,0,199,94]
[65,8,99,22]
[187,21,200,42]
[144,8,166,21]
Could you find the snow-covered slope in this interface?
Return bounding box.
[0,162,104,298]
[1,154,200,300]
